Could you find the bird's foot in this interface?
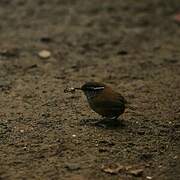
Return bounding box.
[79,117,125,129]
[94,117,123,128]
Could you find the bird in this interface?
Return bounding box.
[74,82,127,120]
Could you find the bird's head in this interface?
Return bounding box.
[76,82,105,100]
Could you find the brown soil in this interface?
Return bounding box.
[0,0,180,180]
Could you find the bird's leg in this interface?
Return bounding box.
[101,116,119,122]
[109,116,119,120]
[93,116,107,127]
[94,116,121,128]
[94,116,115,126]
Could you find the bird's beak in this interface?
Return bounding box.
[74,87,82,91]
[64,87,82,93]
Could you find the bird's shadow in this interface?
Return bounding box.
[79,118,126,129]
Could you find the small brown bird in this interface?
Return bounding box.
[75,82,127,120]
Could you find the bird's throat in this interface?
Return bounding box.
[85,91,98,100]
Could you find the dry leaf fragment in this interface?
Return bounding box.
[101,164,123,174]
[129,168,143,176]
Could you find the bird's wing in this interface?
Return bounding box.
[116,93,127,104]
[95,99,125,109]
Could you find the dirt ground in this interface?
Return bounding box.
[0,0,180,179]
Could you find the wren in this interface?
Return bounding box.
[75,82,127,120]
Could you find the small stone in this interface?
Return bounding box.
[72,134,76,137]
[38,50,51,59]
[146,176,153,179]
[65,163,80,171]
[20,129,24,133]
[23,146,27,150]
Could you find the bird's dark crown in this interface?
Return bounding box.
[81,82,105,91]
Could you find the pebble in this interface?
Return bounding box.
[38,50,51,59]
[146,176,153,179]
[65,163,80,171]
[20,129,24,133]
